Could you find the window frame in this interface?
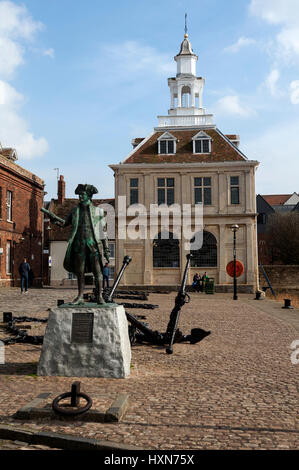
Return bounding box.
[129,178,139,205]
[230,176,240,205]
[6,190,12,222]
[158,139,176,155]
[157,132,177,155]
[157,177,175,206]
[193,139,211,154]
[6,240,12,275]
[192,131,212,154]
[108,242,115,259]
[194,176,212,205]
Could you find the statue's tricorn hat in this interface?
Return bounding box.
[75,184,98,197]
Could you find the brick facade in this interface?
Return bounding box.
[0,149,44,287]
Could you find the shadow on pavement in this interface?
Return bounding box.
[0,362,37,375]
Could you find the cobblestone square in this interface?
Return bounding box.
[0,287,298,450]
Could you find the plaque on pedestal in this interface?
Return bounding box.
[37,304,131,378]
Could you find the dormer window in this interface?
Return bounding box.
[158,132,177,155]
[160,140,174,154]
[192,131,212,154]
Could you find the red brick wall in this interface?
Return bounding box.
[0,164,44,287]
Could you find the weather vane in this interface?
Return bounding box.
[185,13,188,36]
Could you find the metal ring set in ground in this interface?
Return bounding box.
[0,287,298,450]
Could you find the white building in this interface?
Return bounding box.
[110,31,259,292]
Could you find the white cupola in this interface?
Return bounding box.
[169,33,205,111]
[157,27,214,128]
[174,33,198,76]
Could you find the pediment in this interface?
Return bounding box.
[157,132,177,141]
[192,131,211,140]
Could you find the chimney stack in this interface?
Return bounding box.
[57,175,65,204]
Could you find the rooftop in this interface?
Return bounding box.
[262,195,292,206]
[123,128,247,164]
[0,148,44,188]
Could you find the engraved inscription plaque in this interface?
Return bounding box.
[71,312,94,343]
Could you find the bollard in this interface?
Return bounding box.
[71,381,81,407]
[255,291,262,300]
[282,299,294,309]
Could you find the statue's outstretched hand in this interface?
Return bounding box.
[54,220,64,227]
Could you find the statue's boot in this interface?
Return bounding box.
[72,273,85,304]
[72,297,84,305]
[95,277,104,304]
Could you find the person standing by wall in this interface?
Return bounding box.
[103,262,110,289]
[19,257,31,294]
[202,272,208,292]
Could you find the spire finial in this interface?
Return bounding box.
[184,13,188,38]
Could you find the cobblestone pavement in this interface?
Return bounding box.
[0,287,298,450]
[0,439,59,450]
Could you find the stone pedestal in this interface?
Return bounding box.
[37,304,131,378]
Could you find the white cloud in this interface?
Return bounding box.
[277,28,299,59]
[0,36,24,77]
[243,119,299,193]
[0,80,48,158]
[0,1,48,158]
[249,0,299,62]
[0,0,43,78]
[249,0,299,26]
[43,48,55,59]
[103,41,174,78]
[224,37,256,53]
[290,80,299,104]
[85,40,175,112]
[0,1,43,39]
[215,95,255,118]
[264,69,280,96]
[0,79,23,106]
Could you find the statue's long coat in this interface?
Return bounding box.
[63,204,108,274]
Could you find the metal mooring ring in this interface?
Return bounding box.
[52,391,92,416]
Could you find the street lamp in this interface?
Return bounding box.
[231,224,239,300]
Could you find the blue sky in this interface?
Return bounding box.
[0,0,298,199]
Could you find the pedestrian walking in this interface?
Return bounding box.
[19,257,31,294]
[103,262,110,289]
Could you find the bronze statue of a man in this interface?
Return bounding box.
[43,184,110,304]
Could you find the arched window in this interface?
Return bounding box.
[153,231,180,268]
[190,231,217,267]
[181,86,191,107]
